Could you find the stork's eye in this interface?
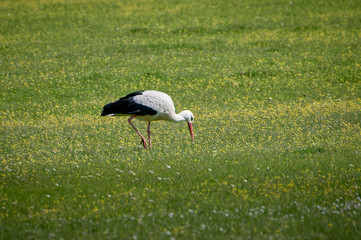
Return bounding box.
[191,117,194,121]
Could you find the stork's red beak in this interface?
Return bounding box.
[188,123,194,141]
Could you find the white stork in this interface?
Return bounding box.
[101,90,194,150]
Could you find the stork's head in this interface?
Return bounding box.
[179,110,194,141]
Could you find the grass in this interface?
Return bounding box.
[1,0,361,239]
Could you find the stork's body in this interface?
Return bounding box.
[101,90,194,149]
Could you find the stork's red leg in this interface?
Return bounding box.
[127,116,148,149]
[147,121,152,150]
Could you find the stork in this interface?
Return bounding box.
[101,90,194,150]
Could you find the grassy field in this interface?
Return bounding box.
[1,0,361,239]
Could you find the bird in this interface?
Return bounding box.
[101,90,194,150]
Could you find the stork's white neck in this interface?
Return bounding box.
[168,110,192,123]
[171,113,186,122]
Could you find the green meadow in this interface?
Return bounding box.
[1,0,361,239]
